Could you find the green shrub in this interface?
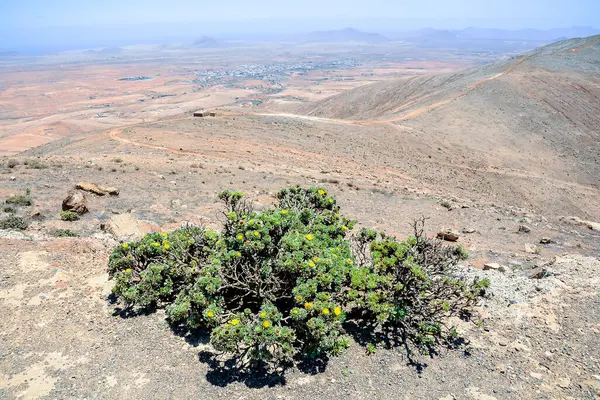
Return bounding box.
[51,229,79,237]
[108,187,488,371]
[60,210,79,221]
[2,206,15,213]
[23,159,48,169]
[5,194,33,207]
[6,159,19,168]
[0,215,28,230]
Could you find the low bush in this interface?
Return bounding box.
[0,215,29,230]
[51,229,79,237]
[23,159,48,169]
[2,206,15,213]
[6,159,19,168]
[5,194,33,207]
[108,187,488,371]
[60,210,79,221]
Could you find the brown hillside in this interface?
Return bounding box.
[295,35,600,190]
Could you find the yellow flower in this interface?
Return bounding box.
[236,252,241,257]
[305,234,314,241]
[254,231,260,237]
[230,319,240,326]
[342,226,348,231]
[263,320,271,328]
[328,198,334,204]
[248,219,254,224]
[318,189,326,196]
[237,234,244,240]
[122,243,129,249]
[346,259,353,264]
[207,311,214,318]
[322,308,330,315]
[304,302,313,309]
[163,242,170,250]
[281,209,288,215]
[260,311,267,318]
[161,233,168,238]
[334,307,342,316]
[295,295,303,302]
[152,242,160,247]
[313,256,319,262]
[308,261,315,268]
[125,268,132,274]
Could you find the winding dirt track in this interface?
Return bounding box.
[108,128,228,160]
[568,37,600,53]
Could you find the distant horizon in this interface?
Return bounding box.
[2,0,599,52]
[1,23,599,55]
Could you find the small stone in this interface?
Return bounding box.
[29,208,43,219]
[557,376,571,389]
[9,176,16,181]
[518,225,531,233]
[529,267,553,279]
[530,372,543,380]
[437,230,459,242]
[483,263,502,271]
[462,227,476,234]
[539,237,554,244]
[498,338,509,346]
[524,243,539,254]
[496,364,507,374]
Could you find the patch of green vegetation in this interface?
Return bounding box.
[5,193,33,207]
[51,229,79,237]
[108,187,488,371]
[60,211,79,221]
[2,206,15,213]
[6,159,19,169]
[365,343,377,355]
[24,159,48,169]
[0,215,28,230]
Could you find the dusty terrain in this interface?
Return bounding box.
[1,36,600,399]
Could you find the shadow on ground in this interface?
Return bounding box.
[107,299,474,386]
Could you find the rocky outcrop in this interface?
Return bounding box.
[75,182,119,196]
[62,191,88,215]
[102,213,159,243]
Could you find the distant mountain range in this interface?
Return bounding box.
[392,26,600,42]
[192,36,222,48]
[297,27,389,43]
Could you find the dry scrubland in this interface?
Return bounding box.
[0,36,599,399]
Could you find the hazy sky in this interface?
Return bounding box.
[1,0,599,52]
[3,0,599,28]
